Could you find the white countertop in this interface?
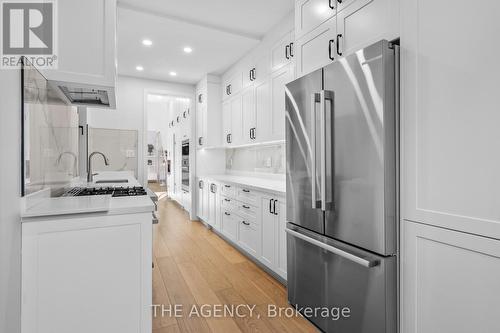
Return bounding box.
[204,174,286,194]
[21,171,154,219]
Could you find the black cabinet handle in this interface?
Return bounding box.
[242,221,250,226]
[252,68,256,80]
[273,199,278,215]
[242,189,250,193]
[198,136,203,146]
[224,184,231,188]
[328,39,335,61]
[329,0,335,9]
[289,42,294,57]
[336,34,343,56]
[225,212,230,216]
[228,134,232,143]
[249,69,253,81]
[242,205,250,209]
[252,127,256,139]
[199,180,203,189]
[249,128,253,139]
[229,85,232,94]
[285,44,290,60]
[224,198,230,202]
[337,0,343,3]
[269,199,273,214]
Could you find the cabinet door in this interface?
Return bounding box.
[208,184,218,227]
[402,220,500,333]
[336,0,399,57]
[238,219,260,257]
[275,200,287,279]
[255,79,271,142]
[260,197,276,269]
[254,53,270,83]
[271,31,293,72]
[42,0,116,87]
[269,65,294,141]
[222,101,232,146]
[401,0,500,238]
[202,185,209,221]
[295,0,336,39]
[295,15,336,77]
[230,96,243,145]
[196,96,205,147]
[241,87,256,144]
[221,211,238,241]
[197,180,204,219]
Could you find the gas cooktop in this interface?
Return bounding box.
[63,186,148,198]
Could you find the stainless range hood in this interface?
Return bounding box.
[50,80,116,108]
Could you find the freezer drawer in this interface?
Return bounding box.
[286,224,396,333]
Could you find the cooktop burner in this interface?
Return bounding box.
[63,186,148,197]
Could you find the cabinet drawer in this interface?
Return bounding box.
[238,218,260,257]
[220,183,237,198]
[221,210,238,241]
[237,202,259,220]
[236,187,259,205]
[221,196,237,212]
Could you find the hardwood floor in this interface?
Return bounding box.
[152,198,318,333]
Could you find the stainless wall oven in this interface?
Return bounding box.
[181,139,189,192]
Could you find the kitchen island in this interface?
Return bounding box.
[20,171,154,333]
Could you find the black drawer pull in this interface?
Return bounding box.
[242,205,250,209]
[336,34,343,56]
[225,212,231,216]
[224,198,231,202]
[224,185,231,188]
[242,189,250,193]
[242,221,250,226]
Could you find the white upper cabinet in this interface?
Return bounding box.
[336,0,399,56]
[41,0,116,107]
[241,87,256,144]
[196,76,222,148]
[270,30,295,72]
[295,0,336,39]
[295,0,399,77]
[401,0,500,239]
[295,15,336,77]
[230,95,243,145]
[222,71,243,101]
[255,79,271,143]
[222,101,232,146]
[269,65,294,141]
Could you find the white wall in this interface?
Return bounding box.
[87,75,195,185]
[0,71,22,333]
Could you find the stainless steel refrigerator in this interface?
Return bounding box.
[285,40,399,333]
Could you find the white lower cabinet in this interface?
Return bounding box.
[237,218,260,258]
[212,182,287,280]
[22,213,152,333]
[260,195,287,279]
[402,220,500,333]
[207,182,219,230]
[196,178,209,221]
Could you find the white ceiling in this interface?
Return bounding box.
[117,0,294,84]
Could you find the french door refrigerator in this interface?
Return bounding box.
[285,40,399,333]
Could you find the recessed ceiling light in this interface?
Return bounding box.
[183,46,193,53]
[169,71,177,76]
[136,65,144,71]
[142,39,153,46]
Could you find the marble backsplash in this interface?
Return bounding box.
[226,143,285,174]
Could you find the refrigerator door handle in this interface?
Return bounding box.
[320,90,334,211]
[311,92,321,209]
[285,228,380,268]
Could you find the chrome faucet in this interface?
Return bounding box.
[87,151,110,183]
[56,151,78,176]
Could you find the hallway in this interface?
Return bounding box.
[152,199,317,333]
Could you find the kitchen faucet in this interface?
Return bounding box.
[87,151,110,183]
[56,151,78,176]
